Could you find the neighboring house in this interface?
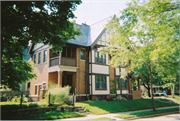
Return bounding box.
[27,15,141,102]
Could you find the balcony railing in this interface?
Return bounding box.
[61,57,76,67]
[49,57,76,67]
[49,57,59,67]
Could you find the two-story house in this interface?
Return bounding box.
[27,15,142,102]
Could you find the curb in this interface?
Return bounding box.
[126,111,179,120]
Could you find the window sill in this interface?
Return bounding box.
[95,89,107,90]
[80,59,85,61]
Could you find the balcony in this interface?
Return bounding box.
[61,57,76,67]
[49,57,59,67]
[49,57,76,67]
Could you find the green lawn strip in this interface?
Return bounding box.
[86,117,116,120]
[115,107,179,119]
[75,98,178,115]
[2,111,85,120]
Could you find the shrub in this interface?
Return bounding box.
[45,82,72,105]
[9,95,28,103]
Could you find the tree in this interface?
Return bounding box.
[2,1,81,91]
[134,64,163,97]
[99,0,179,111]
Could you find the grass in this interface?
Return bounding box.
[75,98,178,115]
[115,107,179,119]
[2,111,85,120]
[0,101,85,120]
[86,117,116,120]
[167,95,180,103]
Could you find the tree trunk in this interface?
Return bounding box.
[171,79,175,98]
[148,65,155,111]
[147,87,151,97]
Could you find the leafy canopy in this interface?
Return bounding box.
[2,1,81,91]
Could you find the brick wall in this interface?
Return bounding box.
[48,72,58,84]
[30,49,49,96]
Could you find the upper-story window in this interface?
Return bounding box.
[62,47,76,58]
[38,52,41,64]
[43,50,47,63]
[33,54,36,64]
[116,77,120,89]
[95,75,107,90]
[95,51,106,65]
[35,85,37,95]
[81,49,85,60]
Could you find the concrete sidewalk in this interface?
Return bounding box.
[57,106,179,121]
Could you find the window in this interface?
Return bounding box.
[62,47,76,58]
[42,82,46,89]
[28,82,30,88]
[121,78,128,89]
[103,55,106,64]
[67,47,71,58]
[39,85,42,95]
[43,50,47,63]
[99,54,102,64]
[95,51,106,65]
[95,51,99,63]
[35,85,37,95]
[116,77,120,89]
[38,52,41,64]
[34,54,36,64]
[95,76,107,89]
[81,49,85,60]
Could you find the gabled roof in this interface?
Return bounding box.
[89,15,114,46]
[29,15,115,53]
[68,15,115,47]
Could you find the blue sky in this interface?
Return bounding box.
[72,0,131,25]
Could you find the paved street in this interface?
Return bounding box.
[58,106,179,121]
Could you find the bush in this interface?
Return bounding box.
[45,82,72,105]
[9,95,28,103]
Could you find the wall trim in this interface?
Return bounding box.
[60,65,79,72]
[89,73,109,76]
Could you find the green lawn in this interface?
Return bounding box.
[0,102,85,120]
[2,111,85,120]
[115,107,179,119]
[75,98,178,115]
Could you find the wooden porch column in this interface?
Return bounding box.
[58,71,63,88]
[59,52,61,65]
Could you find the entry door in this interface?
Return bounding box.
[66,73,72,86]
[62,73,73,87]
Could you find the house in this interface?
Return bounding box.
[27,15,142,102]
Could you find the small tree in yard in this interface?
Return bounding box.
[45,82,72,105]
[98,0,179,111]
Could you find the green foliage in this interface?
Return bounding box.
[99,0,179,111]
[2,111,85,120]
[115,107,179,119]
[45,82,72,105]
[110,80,116,94]
[1,1,81,91]
[9,95,28,103]
[75,98,178,115]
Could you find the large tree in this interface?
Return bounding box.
[2,1,81,91]
[99,0,179,111]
